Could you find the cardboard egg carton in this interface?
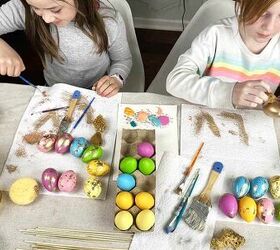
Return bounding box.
[114,129,156,232]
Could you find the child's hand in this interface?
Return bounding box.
[0,39,25,77]
[92,75,122,97]
[232,80,271,108]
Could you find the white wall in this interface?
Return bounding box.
[126,0,207,31]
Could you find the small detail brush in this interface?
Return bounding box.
[184,161,223,231]
[19,75,47,96]
[30,106,69,115]
[175,142,204,195]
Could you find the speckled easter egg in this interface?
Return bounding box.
[87,160,110,177]
[138,158,155,175]
[83,177,102,198]
[117,174,136,191]
[136,209,155,231]
[239,196,257,222]
[58,170,77,192]
[81,145,103,163]
[55,133,73,154]
[257,198,274,223]
[70,137,89,158]
[275,203,280,221]
[135,192,155,210]
[120,156,137,174]
[218,193,238,218]
[114,210,133,230]
[269,176,280,199]
[250,176,269,199]
[137,142,155,158]
[116,191,134,210]
[37,134,57,152]
[232,176,250,199]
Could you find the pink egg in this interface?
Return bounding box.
[37,134,57,152]
[218,193,238,218]
[158,115,170,125]
[55,133,73,154]
[257,198,275,223]
[41,168,59,192]
[58,170,77,192]
[137,142,155,158]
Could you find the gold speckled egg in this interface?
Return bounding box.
[114,210,133,230]
[9,177,39,205]
[86,160,111,177]
[83,177,102,199]
[269,176,280,199]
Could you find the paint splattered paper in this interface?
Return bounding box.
[113,104,178,180]
[180,104,280,166]
[0,83,121,199]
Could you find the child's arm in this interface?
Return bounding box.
[166,26,235,109]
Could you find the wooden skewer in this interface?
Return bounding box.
[175,142,204,195]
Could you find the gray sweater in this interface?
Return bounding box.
[0,0,132,88]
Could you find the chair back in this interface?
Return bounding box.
[147,0,235,95]
[103,0,145,92]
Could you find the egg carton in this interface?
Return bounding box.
[114,128,156,232]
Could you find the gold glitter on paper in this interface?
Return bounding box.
[33,112,60,131]
[6,164,18,174]
[23,132,44,144]
[194,111,220,137]
[15,146,27,158]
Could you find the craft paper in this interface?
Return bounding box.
[113,104,178,180]
[0,83,121,199]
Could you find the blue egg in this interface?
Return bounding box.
[250,176,269,199]
[117,174,136,191]
[70,137,89,158]
[232,176,250,198]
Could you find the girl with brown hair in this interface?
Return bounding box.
[167,0,280,109]
[0,0,132,97]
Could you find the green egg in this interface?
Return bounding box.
[81,145,103,163]
[120,156,137,174]
[138,158,155,175]
[275,203,280,221]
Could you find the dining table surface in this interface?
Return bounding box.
[1,82,280,250]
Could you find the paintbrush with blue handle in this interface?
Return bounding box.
[19,75,46,96]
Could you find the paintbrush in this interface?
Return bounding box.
[19,75,47,96]
[31,106,69,115]
[175,142,204,195]
[184,161,223,231]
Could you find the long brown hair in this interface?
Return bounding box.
[235,0,279,24]
[20,0,109,65]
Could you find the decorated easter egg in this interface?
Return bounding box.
[120,156,137,174]
[250,176,269,199]
[70,137,89,158]
[41,168,59,192]
[138,158,155,175]
[239,196,257,222]
[137,142,155,158]
[117,174,136,191]
[84,177,102,198]
[114,210,133,230]
[257,198,274,223]
[81,145,103,163]
[218,193,238,218]
[269,176,280,199]
[232,176,250,198]
[55,133,73,154]
[87,160,110,176]
[136,209,155,231]
[9,178,39,205]
[58,170,77,192]
[135,192,155,210]
[275,203,280,221]
[116,191,134,210]
[37,134,57,152]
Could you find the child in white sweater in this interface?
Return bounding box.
[167,0,280,109]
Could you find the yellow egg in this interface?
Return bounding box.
[239,196,257,222]
[114,210,133,230]
[136,209,155,231]
[135,192,155,209]
[86,160,111,177]
[116,191,134,210]
[83,177,102,199]
[9,177,39,205]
